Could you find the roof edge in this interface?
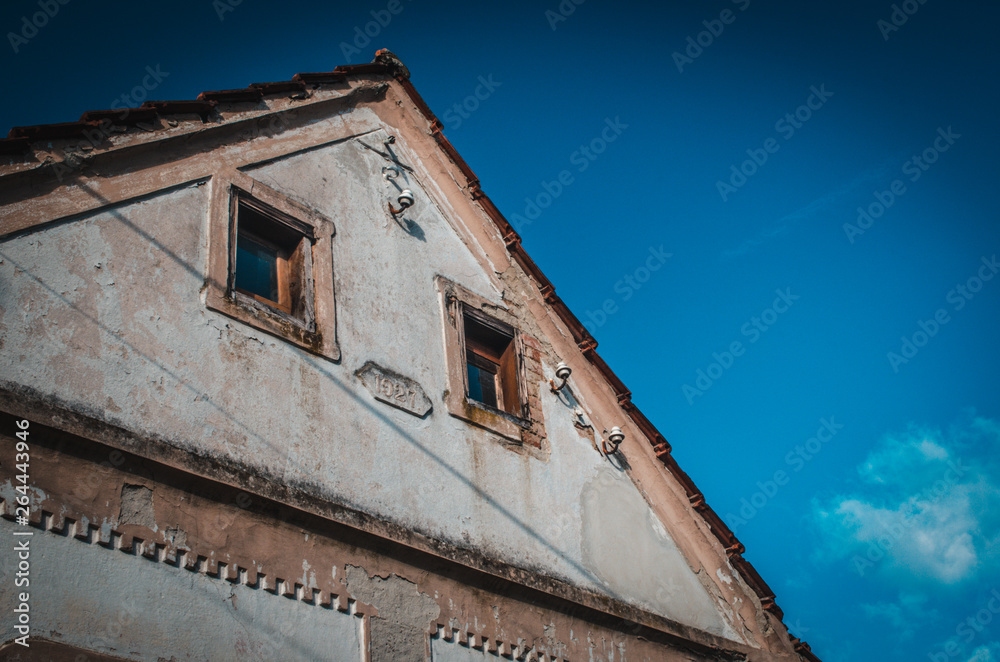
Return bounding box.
[388,50,815,657]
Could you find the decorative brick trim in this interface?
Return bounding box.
[0,500,370,619]
[430,625,566,662]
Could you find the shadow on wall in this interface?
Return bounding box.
[0,181,617,592]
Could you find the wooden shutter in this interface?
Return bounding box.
[498,340,520,417]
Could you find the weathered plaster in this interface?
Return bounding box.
[0,516,365,661]
[580,470,727,635]
[345,565,440,662]
[0,426,799,661]
[0,72,807,660]
[0,131,740,636]
[118,484,155,529]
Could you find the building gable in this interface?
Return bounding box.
[0,51,819,662]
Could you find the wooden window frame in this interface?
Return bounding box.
[229,192,314,319]
[206,170,340,362]
[462,308,523,417]
[437,276,533,444]
[234,227,293,313]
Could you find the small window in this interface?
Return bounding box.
[206,171,340,362]
[232,199,311,318]
[463,310,520,417]
[437,276,546,449]
[235,229,283,307]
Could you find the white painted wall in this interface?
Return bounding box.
[0,121,737,642]
[0,517,364,660]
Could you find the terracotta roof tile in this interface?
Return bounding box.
[197,88,265,103]
[140,100,216,116]
[250,81,308,94]
[0,137,29,154]
[79,108,158,125]
[292,71,349,84]
[9,120,94,140]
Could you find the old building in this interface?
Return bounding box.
[0,51,821,661]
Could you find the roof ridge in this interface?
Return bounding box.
[0,58,401,154]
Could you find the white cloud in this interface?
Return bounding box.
[966,645,998,662]
[812,414,1000,585]
[835,489,978,583]
[919,439,950,461]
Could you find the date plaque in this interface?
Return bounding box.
[356,362,433,418]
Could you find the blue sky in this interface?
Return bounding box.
[3,1,998,659]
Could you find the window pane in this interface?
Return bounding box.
[235,232,279,302]
[467,362,498,408]
[467,363,484,403]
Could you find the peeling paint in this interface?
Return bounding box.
[0,70,809,661]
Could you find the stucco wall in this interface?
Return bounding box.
[0,122,738,642]
[0,516,364,660]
